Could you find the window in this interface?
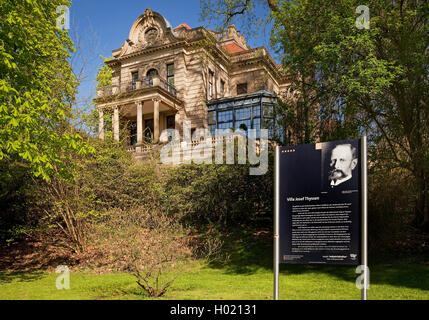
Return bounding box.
[166,115,175,129]
[265,118,275,138]
[147,69,158,78]
[263,104,274,117]
[147,69,158,86]
[218,122,233,131]
[218,110,233,122]
[217,109,233,132]
[208,70,214,99]
[132,71,139,82]
[253,118,261,138]
[220,80,225,97]
[208,111,216,125]
[253,105,261,117]
[207,92,279,140]
[166,115,176,142]
[237,83,247,95]
[235,107,251,120]
[167,63,174,92]
[252,105,261,138]
[131,71,139,90]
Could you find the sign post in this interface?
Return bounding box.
[361,136,368,300]
[274,138,367,300]
[274,147,280,300]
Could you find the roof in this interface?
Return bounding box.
[207,90,277,106]
[174,23,191,30]
[222,42,245,54]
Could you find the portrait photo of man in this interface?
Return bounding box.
[327,143,358,189]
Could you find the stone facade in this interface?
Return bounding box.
[94,8,290,151]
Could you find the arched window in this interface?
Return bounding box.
[146,69,159,86]
[147,69,158,78]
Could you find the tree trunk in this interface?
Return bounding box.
[413,168,429,231]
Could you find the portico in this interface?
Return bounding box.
[96,76,182,151]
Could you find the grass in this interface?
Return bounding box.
[1,231,428,300]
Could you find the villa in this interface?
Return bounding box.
[94,8,291,155]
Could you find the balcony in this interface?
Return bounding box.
[125,132,264,163]
[97,76,177,99]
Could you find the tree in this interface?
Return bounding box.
[0,0,93,181]
[26,138,161,253]
[272,0,428,228]
[201,0,322,145]
[95,56,113,89]
[200,0,278,27]
[82,57,114,137]
[200,0,429,229]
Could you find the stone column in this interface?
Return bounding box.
[136,101,143,152]
[113,106,119,141]
[153,99,160,143]
[98,109,104,140]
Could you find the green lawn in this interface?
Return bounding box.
[0,260,428,300]
[1,232,428,300]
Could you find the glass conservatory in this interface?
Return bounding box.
[207,90,282,139]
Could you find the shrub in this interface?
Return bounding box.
[161,160,273,228]
[0,160,34,242]
[86,207,191,297]
[188,226,231,263]
[23,137,161,253]
[368,166,423,254]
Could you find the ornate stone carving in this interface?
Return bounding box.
[137,28,145,44]
[145,28,158,43]
[143,8,155,22]
[134,24,160,50]
[117,8,183,56]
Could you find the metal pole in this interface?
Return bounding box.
[361,136,368,300]
[274,146,280,300]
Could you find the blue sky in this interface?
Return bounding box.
[69,0,273,108]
